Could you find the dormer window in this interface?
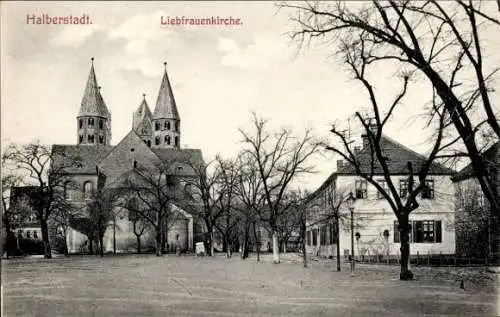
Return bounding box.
[88,118,94,127]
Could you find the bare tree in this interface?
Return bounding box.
[235,151,266,261]
[281,0,500,265]
[2,141,80,258]
[240,113,321,264]
[120,160,183,256]
[126,198,149,254]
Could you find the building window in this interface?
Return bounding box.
[133,160,137,168]
[175,122,179,132]
[312,228,318,246]
[79,119,83,129]
[99,119,104,129]
[355,180,367,199]
[155,136,160,145]
[377,179,388,199]
[33,231,38,239]
[320,225,327,245]
[88,118,94,127]
[99,136,104,144]
[79,135,84,144]
[141,127,148,135]
[64,181,72,200]
[155,122,160,131]
[147,140,151,147]
[422,180,434,199]
[26,231,31,239]
[165,135,171,145]
[306,231,311,246]
[174,136,179,147]
[166,121,171,130]
[400,179,408,198]
[88,135,95,143]
[83,182,93,199]
[394,220,442,243]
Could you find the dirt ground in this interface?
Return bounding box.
[2,253,498,316]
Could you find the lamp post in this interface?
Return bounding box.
[347,192,356,276]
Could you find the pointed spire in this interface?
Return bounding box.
[153,62,180,120]
[133,94,153,131]
[78,58,110,118]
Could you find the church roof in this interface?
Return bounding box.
[51,144,114,174]
[152,148,204,172]
[78,59,111,118]
[153,63,180,120]
[132,96,153,132]
[336,135,455,175]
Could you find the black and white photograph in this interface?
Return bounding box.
[1,1,499,316]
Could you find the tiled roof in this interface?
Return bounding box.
[132,98,153,131]
[51,144,114,174]
[153,67,180,120]
[336,135,454,175]
[78,62,111,118]
[452,141,500,182]
[152,148,204,174]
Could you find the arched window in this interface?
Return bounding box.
[79,119,83,129]
[64,181,72,200]
[26,231,31,239]
[166,121,171,130]
[174,136,179,146]
[79,135,84,144]
[83,181,93,199]
[88,135,95,143]
[99,119,104,129]
[99,136,104,144]
[88,118,94,127]
[175,122,179,132]
[165,135,171,145]
[164,121,167,129]
[155,136,161,145]
[147,140,151,147]
[33,231,39,239]
[155,122,160,131]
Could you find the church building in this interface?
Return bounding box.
[50,58,203,254]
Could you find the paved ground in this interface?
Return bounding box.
[2,253,499,316]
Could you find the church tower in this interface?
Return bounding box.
[152,62,181,149]
[77,58,112,146]
[132,94,153,147]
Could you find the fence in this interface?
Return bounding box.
[351,251,491,267]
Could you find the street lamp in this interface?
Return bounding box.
[347,192,356,276]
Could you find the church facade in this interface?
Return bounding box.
[51,59,203,254]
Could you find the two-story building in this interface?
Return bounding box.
[305,134,456,260]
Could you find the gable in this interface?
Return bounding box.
[97,131,161,185]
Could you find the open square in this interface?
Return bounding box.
[2,254,498,316]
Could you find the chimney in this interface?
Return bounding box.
[337,160,343,170]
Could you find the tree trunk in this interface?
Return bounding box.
[301,220,307,268]
[155,229,162,256]
[210,228,215,256]
[136,235,141,254]
[88,238,94,255]
[272,229,280,264]
[99,236,104,257]
[252,221,260,262]
[336,218,341,272]
[40,219,52,259]
[399,218,413,280]
[112,220,116,255]
[283,240,287,254]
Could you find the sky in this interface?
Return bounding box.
[1,1,499,191]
